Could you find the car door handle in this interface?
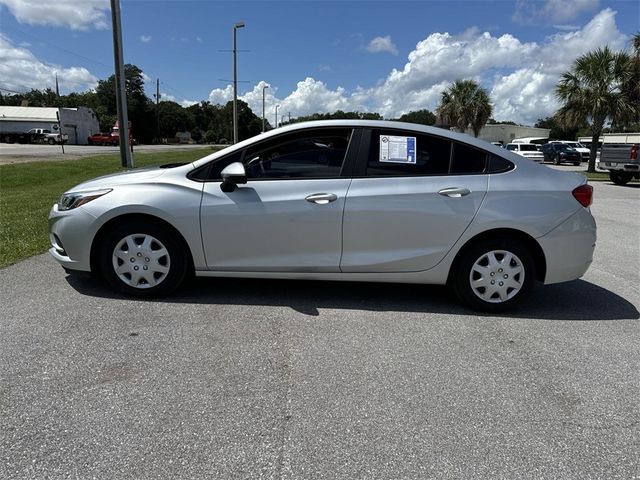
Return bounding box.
[305,193,338,205]
[438,187,471,198]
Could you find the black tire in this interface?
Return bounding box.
[573,162,580,166]
[450,238,535,312]
[609,171,632,185]
[47,138,56,145]
[99,220,189,297]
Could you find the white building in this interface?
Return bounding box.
[578,133,640,145]
[463,124,551,145]
[0,106,100,145]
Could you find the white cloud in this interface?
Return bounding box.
[366,35,398,55]
[513,0,599,24]
[140,35,152,44]
[0,0,110,30]
[0,34,98,93]
[179,8,624,126]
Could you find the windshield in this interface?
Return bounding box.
[520,144,538,151]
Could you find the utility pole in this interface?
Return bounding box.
[275,104,280,129]
[155,78,160,143]
[262,85,269,133]
[110,0,132,168]
[232,21,245,144]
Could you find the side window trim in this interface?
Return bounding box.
[189,127,360,182]
[358,127,498,178]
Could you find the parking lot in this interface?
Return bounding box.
[1,181,638,479]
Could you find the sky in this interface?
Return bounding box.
[0,0,638,125]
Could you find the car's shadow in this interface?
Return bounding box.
[66,275,639,321]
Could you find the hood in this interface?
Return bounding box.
[66,166,169,193]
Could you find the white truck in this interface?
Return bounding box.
[27,128,68,145]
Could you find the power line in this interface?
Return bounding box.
[4,27,211,104]
[0,86,28,95]
[4,25,113,72]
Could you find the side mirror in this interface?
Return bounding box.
[220,162,247,192]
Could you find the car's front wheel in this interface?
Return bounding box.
[99,221,189,296]
[451,238,535,312]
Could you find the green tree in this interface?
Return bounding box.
[157,101,194,138]
[397,109,436,126]
[556,46,635,172]
[436,79,492,137]
[620,32,640,129]
[95,64,154,142]
[534,116,586,140]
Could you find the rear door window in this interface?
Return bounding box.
[366,129,451,176]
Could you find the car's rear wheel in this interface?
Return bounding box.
[609,171,632,185]
[47,138,55,145]
[451,238,535,312]
[99,221,188,296]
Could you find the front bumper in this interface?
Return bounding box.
[48,204,97,272]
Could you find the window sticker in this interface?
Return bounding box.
[379,135,416,163]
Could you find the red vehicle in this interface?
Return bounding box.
[87,133,119,146]
[87,121,135,146]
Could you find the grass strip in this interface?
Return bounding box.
[0,150,634,268]
[0,148,215,268]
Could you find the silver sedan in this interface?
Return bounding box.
[49,120,596,312]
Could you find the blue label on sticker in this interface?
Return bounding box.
[407,137,416,163]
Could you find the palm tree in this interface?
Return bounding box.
[436,80,492,137]
[556,46,635,173]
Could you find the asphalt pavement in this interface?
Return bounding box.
[0,143,217,165]
[1,182,638,479]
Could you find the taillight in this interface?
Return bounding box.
[630,144,638,161]
[572,184,593,207]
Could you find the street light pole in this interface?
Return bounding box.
[232,21,245,144]
[275,104,280,129]
[262,85,269,133]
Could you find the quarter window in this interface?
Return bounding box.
[450,143,487,174]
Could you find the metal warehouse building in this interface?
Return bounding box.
[464,124,551,145]
[0,106,100,145]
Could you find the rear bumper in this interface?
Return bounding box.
[598,162,640,172]
[538,208,596,284]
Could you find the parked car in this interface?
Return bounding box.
[549,140,590,162]
[505,143,544,162]
[88,133,119,146]
[540,143,582,165]
[49,120,596,312]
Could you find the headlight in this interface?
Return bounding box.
[58,188,112,211]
